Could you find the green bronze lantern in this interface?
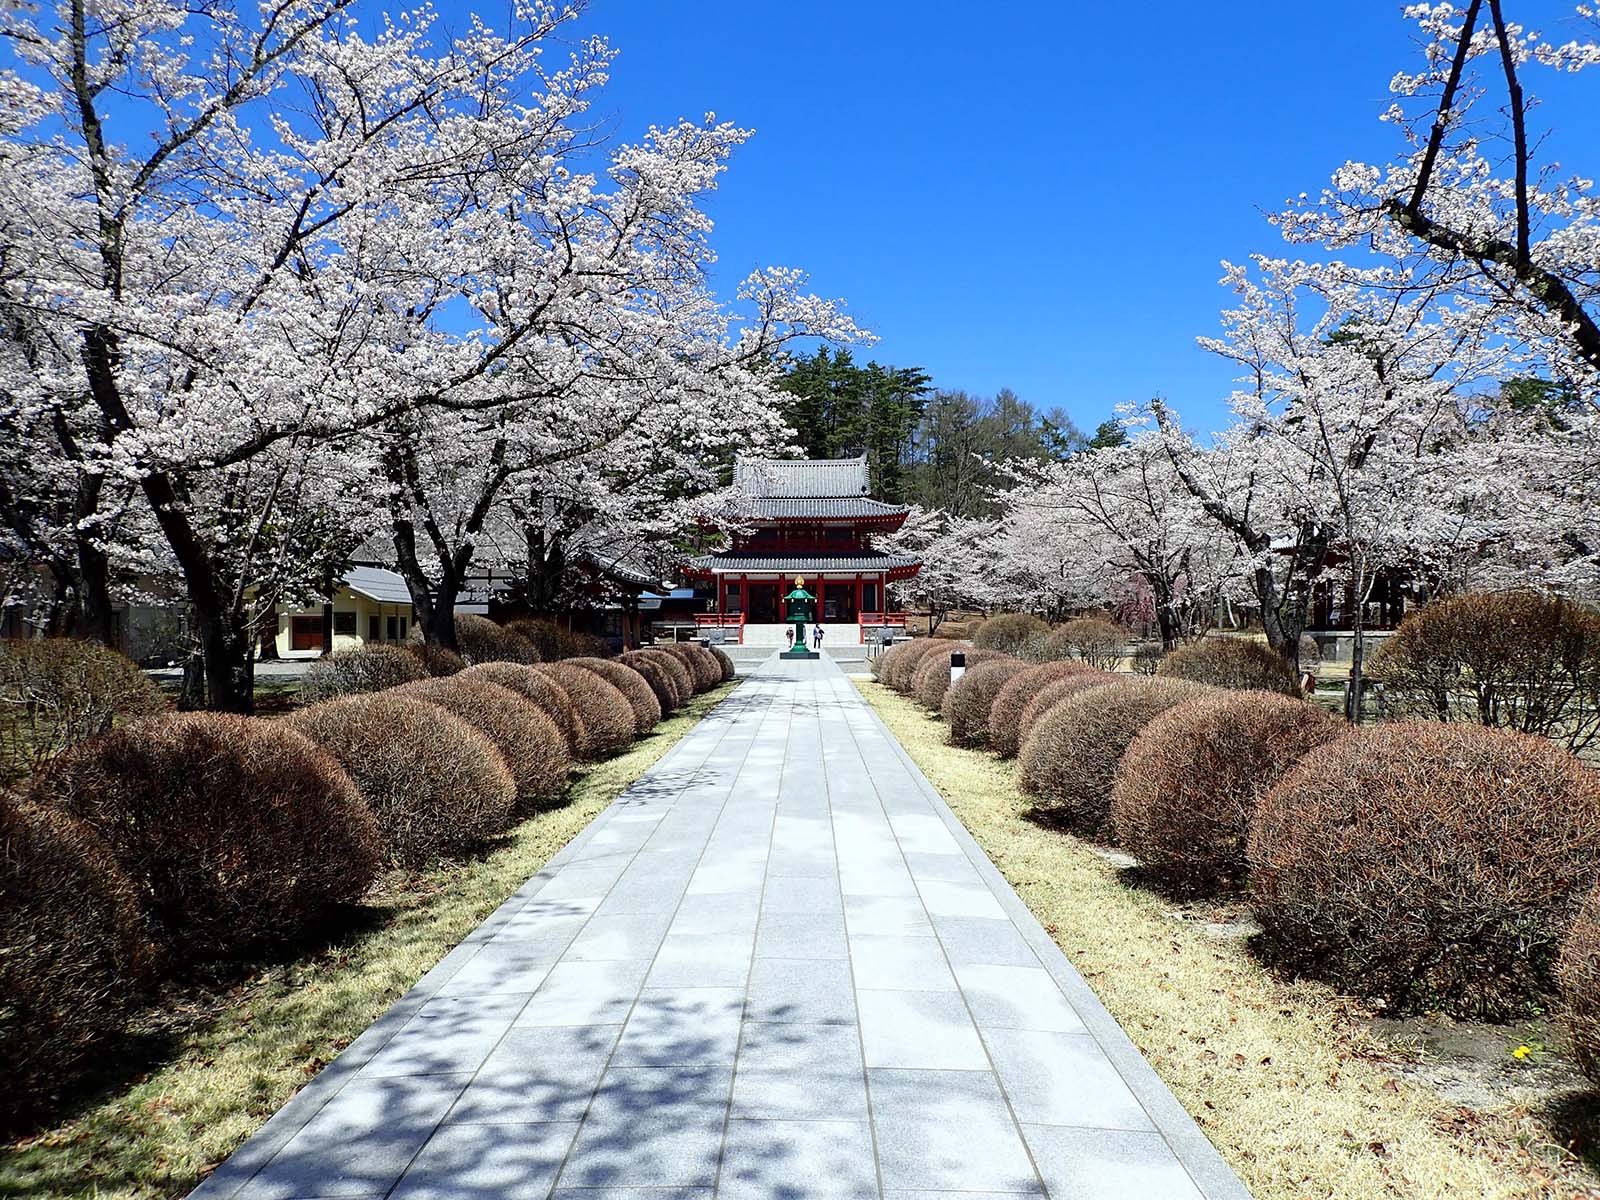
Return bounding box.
[781,575,820,659]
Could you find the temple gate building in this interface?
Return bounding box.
[682,455,921,645]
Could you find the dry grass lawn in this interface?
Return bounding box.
[0,683,734,1200]
[857,677,1600,1200]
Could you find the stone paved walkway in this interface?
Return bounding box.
[194,656,1251,1200]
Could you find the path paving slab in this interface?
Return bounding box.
[193,657,1251,1200]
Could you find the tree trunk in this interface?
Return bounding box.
[195,600,255,713]
[1346,558,1378,725]
[76,534,117,646]
[522,522,566,615]
[179,650,206,709]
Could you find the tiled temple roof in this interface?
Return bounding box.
[749,497,908,520]
[734,455,872,499]
[682,551,922,578]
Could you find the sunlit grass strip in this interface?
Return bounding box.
[855,677,1589,1200]
[0,683,734,1200]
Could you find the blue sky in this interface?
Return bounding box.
[558,1,1599,432]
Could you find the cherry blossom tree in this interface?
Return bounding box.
[0,1,859,705]
[1152,256,1529,697]
[879,506,996,632]
[1277,1,1600,399]
[991,432,1240,647]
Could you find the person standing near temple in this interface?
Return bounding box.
[812,622,824,650]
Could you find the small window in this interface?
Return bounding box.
[399,617,408,640]
[386,616,398,641]
[333,611,356,636]
[369,615,381,642]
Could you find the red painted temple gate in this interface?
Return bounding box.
[683,456,921,642]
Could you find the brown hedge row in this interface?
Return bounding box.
[972,613,1049,656]
[633,648,695,707]
[454,614,539,665]
[1157,637,1300,697]
[1,801,155,1129]
[911,647,1013,713]
[1560,884,1600,1085]
[1015,672,1117,749]
[395,676,570,807]
[286,693,517,863]
[619,650,682,714]
[28,714,381,959]
[566,657,662,736]
[989,661,1105,758]
[942,659,1031,749]
[662,642,722,693]
[533,662,635,758]
[458,662,587,756]
[1110,691,1343,896]
[1017,677,1204,837]
[883,639,950,692]
[404,641,467,677]
[1249,721,1600,1019]
[299,645,427,704]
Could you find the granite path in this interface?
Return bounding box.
[192,655,1252,1200]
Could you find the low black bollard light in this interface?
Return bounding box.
[950,650,966,684]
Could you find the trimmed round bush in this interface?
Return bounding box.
[911,647,1013,713]
[1370,590,1600,749]
[1559,884,1600,1085]
[1110,691,1344,896]
[459,662,586,756]
[973,613,1049,656]
[395,677,570,807]
[942,659,1031,749]
[619,650,683,714]
[990,662,1105,758]
[0,638,166,778]
[710,646,737,683]
[1157,637,1300,697]
[454,614,538,665]
[1016,673,1117,747]
[287,694,517,864]
[28,714,381,959]
[1018,677,1204,836]
[870,639,908,680]
[534,663,634,758]
[404,641,467,677]
[1044,616,1130,671]
[889,640,947,694]
[1249,722,1600,1019]
[1129,642,1164,676]
[1,801,155,1128]
[299,645,426,704]
[566,657,662,736]
[635,648,695,707]
[507,618,609,661]
[662,643,721,693]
